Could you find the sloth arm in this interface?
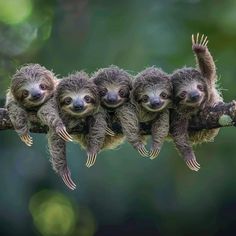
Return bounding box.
[37,98,65,129]
[87,109,107,154]
[116,103,145,151]
[5,95,29,135]
[193,42,216,84]
[170,112,196,162]
[151,110,169,151]
[37,98,72,141]
[48,129,76,190]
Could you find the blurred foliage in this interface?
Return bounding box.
[1,0,236,235]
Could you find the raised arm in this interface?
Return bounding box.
[192,33,216,84]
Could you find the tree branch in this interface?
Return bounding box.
[0,101,236,134]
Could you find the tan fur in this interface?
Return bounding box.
[92,65,146,156]
[132,67,172,158]
[170,34,223,170]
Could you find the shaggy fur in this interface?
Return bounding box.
[132,67,172,159]
[48,71,109,190]
[5,64,58,146]
[170,34,223,171]
[92,65,148,157]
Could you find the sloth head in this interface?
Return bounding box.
[171,68,208,108]
[132,67,172,112]
[11,64,56,108]
[92,66,132,109]
[56,71,99,117]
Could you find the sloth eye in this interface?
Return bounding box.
[64,97,72,105]
[119,89,127,98]
[142,95,149,103]
[22,90,29,98]
[197,84,204,91]
[99,88,107,97]
[179,91,187,99]
[39,83,47,90]
[160,92,168,99]
[84,95,92,103]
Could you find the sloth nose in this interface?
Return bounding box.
[107,92,118,103]
[31,91,42,100]
[150,97,162,108]
[189,91,200,102]
[73,100,84,111]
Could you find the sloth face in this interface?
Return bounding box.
[97,84,130,108]
[175,81,206,107]
[93,66,132,109]
[138,87,171,112]
[11,64,55,108]
[171,68,208,108]
[59,89,97,117]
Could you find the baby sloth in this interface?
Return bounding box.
[132,67,172,159]
[92,65,149,157]
[48,71,109,190]
[5,64,72,146]
[170,33,223,171]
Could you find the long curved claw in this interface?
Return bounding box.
[20,133,33,146]
[149,148,160,160]
[137,145,149,157]
[58,127,73,142]
[105,127,115,136]
[186,159,201,172]
[61,168,76,190]
[192,33,208,48]
[86,153,97,168]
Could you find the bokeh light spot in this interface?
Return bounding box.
[29,190,77,236]
[0,0,32,25]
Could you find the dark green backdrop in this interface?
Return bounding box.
[0,0,236,235]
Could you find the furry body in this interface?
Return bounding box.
[170,34,223,171]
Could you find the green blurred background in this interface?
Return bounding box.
[0,0,236,235]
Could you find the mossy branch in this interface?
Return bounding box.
[0,101,236,134]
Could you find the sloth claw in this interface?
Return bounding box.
[86,152,97,168]
[186,159,201,172]
[20,133,33,146]
[61,168,76,190]
[57,127,73,142]
[149,148,160,160]
[105,127,115,136]
[192,33,208,52]
[137,145,149,157]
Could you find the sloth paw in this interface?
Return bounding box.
[137,144,149,157]
[192,33,208,53]
[86,152,97,168]
[61,168,76,190]
[185,159,201,172]
[56,126,73,142]
[20,133,33,146]
[149,148,160,160]
[105,127,115,136]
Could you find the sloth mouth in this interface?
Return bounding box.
[103,100,123,108]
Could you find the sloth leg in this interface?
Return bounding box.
[85,112,107,168]
[6,100,33,146]
[116,104,149,157]
[150,110,169,160]
[48,130,76,190]
[170,116,201,171]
